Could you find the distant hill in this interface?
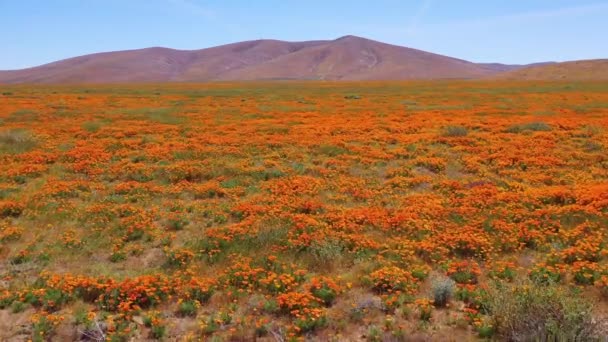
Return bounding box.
[1,36,601,83]
[494,59,608,80]
[0,36,506,83]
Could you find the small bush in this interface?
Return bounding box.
[308,276,340,306]
[82,121,102,133]
[431,275,455,307]
[0,129,38,154]
[486,280,603,341]
[177,300,198,317]
[150,325,166,339]
[366,325,382,341]
[442,125,468,137]
[11,301,27,313]
[506,122,552,133]
[165,216,189,231]
[262,298,279,314]
[317,144,349,157]
[31,314,58,342]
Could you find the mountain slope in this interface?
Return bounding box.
[494,59,608,80]
[0,36,576,83]
[214,36,495,80]
[0,40,327,84]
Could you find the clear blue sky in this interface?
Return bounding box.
[1,0,607,70]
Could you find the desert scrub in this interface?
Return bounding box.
[431,275,455,307]
[442,125,468,137]
[486,280,603,341]
[0,128,38,154]
[505,121,552,133]
[308,276,341,306]
[447,260,481,284]
[177,299,198,317]
[82,121,102,133]
[488,261,517,281]
[529,263,563,285]
[31,313,64,342]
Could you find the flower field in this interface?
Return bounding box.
[0,81,607,341]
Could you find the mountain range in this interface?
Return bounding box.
[0,35,605,83]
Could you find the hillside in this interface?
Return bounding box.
[495,59,608,80]
[0,36,517,83]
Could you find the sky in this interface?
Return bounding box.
[1,0,607,70]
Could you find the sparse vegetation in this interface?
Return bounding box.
[442,125,468,137]
[431,275,455,307]
[0,82,606,341]
[486,280,603,341]
[0,128,37,154]
[505,121,552,133]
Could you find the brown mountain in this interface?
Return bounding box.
[494,59,608,80]
[0,35,545,83]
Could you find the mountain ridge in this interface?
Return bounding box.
[0,36,598,83]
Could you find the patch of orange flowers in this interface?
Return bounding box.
[0,81,607,339]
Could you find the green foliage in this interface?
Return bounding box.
[150,325,166,339]
[294,315,327,333]
[366,325,382,341]
[310,286,337,307]
[431,275,455,307]
[165,216,189,231]
[82,121,102,133]
[477,323,495,338]
[442,125,468,137]
[529,266,562,285]
[486,280,603,341]
[32,316,56,342]
[262,298,280,314]
[506,121,552,133]
[109,251,127,263]
[11,301,27,313]
[317,144,349,157]
[0,128,38,154]
[177,300,197,317]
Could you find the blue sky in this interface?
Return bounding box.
[1,0,607,69]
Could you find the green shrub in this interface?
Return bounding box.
[431,275,455,307]
[310,285,337,306]
[165,216,189,231]
[32,315,56,342]
[11,301,27,313]
[506,122,552,133]
[317,144,349,157]
[442,125,468,137]
[82,121,102,133]
[109,251,127,263]
[486,280,603,341]
[150,325,166,339]
[262,298,279,314]
[294,314,327,333]
[477,323,495,338]
[366,325,382,341]
[0,129,38,154]
[177,300,198,317]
